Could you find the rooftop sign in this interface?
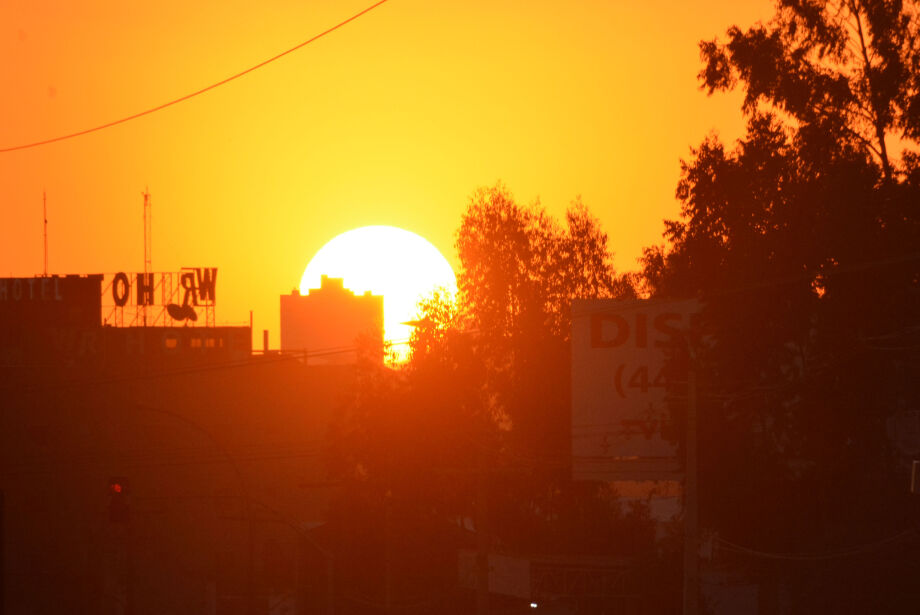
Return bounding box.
[103,267,217,327]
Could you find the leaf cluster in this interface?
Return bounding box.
[699,0,920,180]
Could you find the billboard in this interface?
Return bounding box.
[571,298,698,481]
[101,267,217,327]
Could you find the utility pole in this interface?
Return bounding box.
[385,491,393,615]
[476,451,489,615]
[42,191,48,277]
[326,552,335,615]
[125,521,135,615]
[141,188,151,326]
[683,366,699,615]
[1,489,5,615]
[383,410,394,615]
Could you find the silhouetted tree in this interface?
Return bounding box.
[644,2,920,612]
[448,183,651,559]
[455,183,633,459]
[698,0,920,181]
[326,185,655,610]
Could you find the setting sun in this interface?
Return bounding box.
[299,225,456,356]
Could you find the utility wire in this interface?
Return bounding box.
[0,0,391,153]
[716,529,918,561]
[1,444,327,477]
[1,335,412,394]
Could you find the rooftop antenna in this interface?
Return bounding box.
[142,187,152,325]
[42,191,48,276]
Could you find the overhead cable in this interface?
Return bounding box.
[0,0,391,153]
[716,530,918,561]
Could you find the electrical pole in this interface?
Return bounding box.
[385,492,392,615]
[683,366,699,615]
[476,451,489,615]
[326,552,335,615]
[125,521,135,615]
[141,188,151,326]
[42,191,48,277]
[1,489,4,615]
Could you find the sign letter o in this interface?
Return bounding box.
[112,272,130,307]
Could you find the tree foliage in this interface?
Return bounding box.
[326,184,653,608]
[644,1,920,611]
[454,183,632,456]
[456,184,628,342]
[699,0,920,180]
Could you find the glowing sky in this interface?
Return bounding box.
[300,225,456,355]
[0,0,772,346]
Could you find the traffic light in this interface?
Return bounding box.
[108,477,130,523]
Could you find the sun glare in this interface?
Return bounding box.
[300,226,457,359]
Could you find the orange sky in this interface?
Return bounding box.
[0,0,772,346]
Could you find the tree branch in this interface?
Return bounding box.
[851,0,892,179]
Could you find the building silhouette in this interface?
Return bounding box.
[0,272,351,615]
[280,275,383,364]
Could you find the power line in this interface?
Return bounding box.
[716,530,918,561]
[0,0,391,153]
[1,447,327,477]
[1,335,413,394]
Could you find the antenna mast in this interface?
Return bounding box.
[142,187,152,325]
[42,191,48,276]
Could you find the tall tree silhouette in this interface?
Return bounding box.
[327,183,652,602]
[455,183,631,459]
[435,183,655,561]
[644,2,920,611]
